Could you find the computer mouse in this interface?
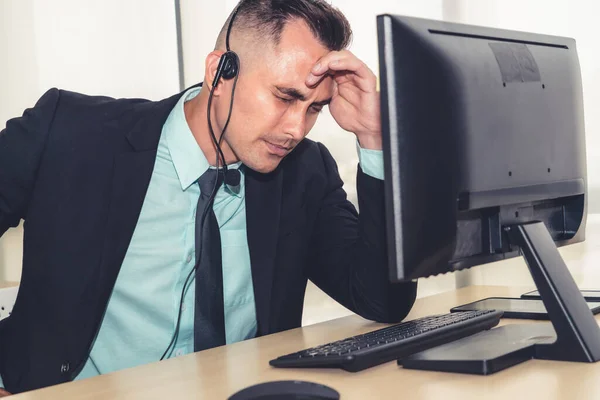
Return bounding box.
[228,380,340,400]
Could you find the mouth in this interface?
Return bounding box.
[264,140,292,157]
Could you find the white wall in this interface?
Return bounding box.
[31,0,180,100]
[0,1,39,126]
[0,0,181,281]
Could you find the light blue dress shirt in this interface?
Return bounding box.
[0,87,384,388]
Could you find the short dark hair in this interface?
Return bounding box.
[216,0,352,52]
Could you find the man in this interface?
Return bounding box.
[0,0,417,395]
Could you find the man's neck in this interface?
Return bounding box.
[184,87,239,167]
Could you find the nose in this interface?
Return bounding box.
[282,106,307,142]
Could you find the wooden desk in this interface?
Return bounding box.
[11,285,600,399]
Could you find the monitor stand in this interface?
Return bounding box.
[399,221,600,375]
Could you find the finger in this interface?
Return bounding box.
[306,59,375,91]
[328,69,375,94]
[309,50,346,76]
[306,51,345,86]
[306,50,373,85]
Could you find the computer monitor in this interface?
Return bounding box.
[377,14,600,373]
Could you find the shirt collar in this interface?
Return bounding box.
[163,87,243,197]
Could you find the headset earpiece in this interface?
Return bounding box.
[221,51,239,80]
[212,51,239,88]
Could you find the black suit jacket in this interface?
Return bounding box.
[0,86,417,393]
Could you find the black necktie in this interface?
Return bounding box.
[194,168,226,351]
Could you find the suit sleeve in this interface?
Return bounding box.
[306,143,417,323]
[0,89,60,237]
[0,89,60,393]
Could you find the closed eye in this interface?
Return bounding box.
[276,95,294,104]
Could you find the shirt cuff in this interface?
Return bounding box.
[0,371,4,389]
[356,140,384,180]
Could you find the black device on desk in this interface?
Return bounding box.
[451,297,600,320]
[271,13,600,376]
[228,380,339,400]
[522,289,600,302]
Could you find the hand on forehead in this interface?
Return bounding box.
[258,20,336,99]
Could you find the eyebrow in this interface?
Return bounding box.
[275,86,332,107]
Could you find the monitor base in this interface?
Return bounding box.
[399,323,554,375]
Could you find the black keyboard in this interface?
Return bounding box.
[270,310,503,372]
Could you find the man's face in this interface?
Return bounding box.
[215,20,334,173]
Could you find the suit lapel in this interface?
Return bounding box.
[245,167,284,336]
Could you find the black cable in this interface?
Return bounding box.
[160,52,240,362]
[226,4,242,52]
[217,58,240,172]
[207,83,228,170]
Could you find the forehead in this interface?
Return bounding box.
[252,20,334,96]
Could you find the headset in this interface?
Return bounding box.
[160,2,243,361]
[207,2,242,187]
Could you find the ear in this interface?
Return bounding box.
[204,50,228,95]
